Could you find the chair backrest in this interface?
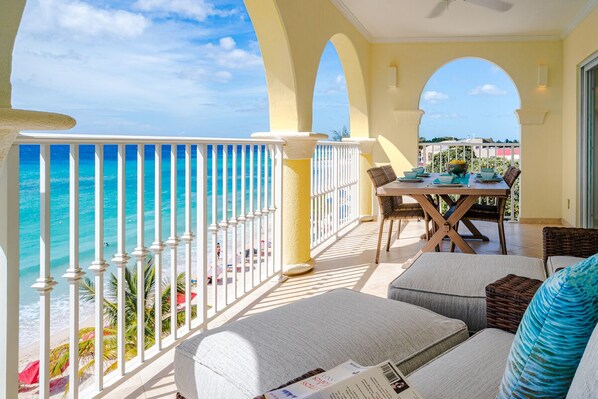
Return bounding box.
[366,167,394,217]
[380,164,403,207]
[566,322,598,398]
[381,164,397,181]
[498,166,521,216]
[503,166,521,189]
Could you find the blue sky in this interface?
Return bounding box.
[12,0,349,139]
[419,58,521,141]
[12,1,518,140]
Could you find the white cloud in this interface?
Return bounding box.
[219,37,236,51]
[423,90,449,104]
[133,0,236,22]
[38,0,149,38]
[215,71,233,83]
[335,74,345,85]
[469,84,507,96]
[203,37,262,69]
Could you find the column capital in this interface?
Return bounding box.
[251,131,327,160]
[0,108,76,172]
[342,138,377,155]
[393,109,424,126]
[516,109,548,125]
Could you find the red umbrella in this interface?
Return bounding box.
[19,360,40,385]
[176,292,197,305]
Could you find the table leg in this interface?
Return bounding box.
[412,194,479,255]
[440,194,489,242]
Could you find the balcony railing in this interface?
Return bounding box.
[3,133,283,398]
[310,142,360,249]
[419,142,521,220]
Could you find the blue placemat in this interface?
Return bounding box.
[433,173,470,185]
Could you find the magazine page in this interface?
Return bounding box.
[265,360,422,399]
[265,360,369,399]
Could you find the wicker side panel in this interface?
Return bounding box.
[543,227,598,264]
[367,167,394,215]
[486,274,542,334]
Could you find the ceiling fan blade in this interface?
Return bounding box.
[465,0,513,12]
[427,1,448,18]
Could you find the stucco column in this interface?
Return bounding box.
[343,138,377,221]
[252,131,327,276]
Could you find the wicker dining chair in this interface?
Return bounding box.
[367,166,429,264]
[451,166,521,255]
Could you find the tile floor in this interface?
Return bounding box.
[103,220,552,398]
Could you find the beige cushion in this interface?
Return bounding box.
[546,256,585,277]
[409,328,514,399]
[388,253,546,333]
[175,288,469,399]
[567,323,598,398]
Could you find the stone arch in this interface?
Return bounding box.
[327,33,369,136]
[244,0,301,131]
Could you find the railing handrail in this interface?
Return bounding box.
[315,140,360,147]
[419,141,519,147]
[15,132,285,145]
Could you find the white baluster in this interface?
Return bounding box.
[166,145,180,339]
[247,146,255,288]
[274,144,283,273]
[112,144,129,375]
[196,144,208,326]
[63,145,85,398]
[262,145,269,276]
[88,144,108,392]
[239,146,247,293]
[220,145,229,305]
[255,145,262,282]
[230,145,238,299]
[0,145,19,399]
[33,144,57,399]
[149,144,164,350]
[180,144,194,331]
[131,145,148,363]
[209,145,219,312]
[269,146,276,275]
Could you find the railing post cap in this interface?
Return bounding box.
[251,131,327,160]
[342,138,377,154]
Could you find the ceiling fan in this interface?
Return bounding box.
[427,0,513,18]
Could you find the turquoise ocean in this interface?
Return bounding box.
[18,144,268,347]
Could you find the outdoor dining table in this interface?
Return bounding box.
[377,172,510,255]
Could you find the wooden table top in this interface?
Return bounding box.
[377,173,510,196]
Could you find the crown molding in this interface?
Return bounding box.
[561,0,598,38]
[372,35,561,43]
[329,0,373,41]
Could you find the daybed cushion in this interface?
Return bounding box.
[175,288,468,399]
[567,323,598,398]
[408,328,514,399]
[388,253,546,333]
[546,255,585,277]
[498,254,598,399]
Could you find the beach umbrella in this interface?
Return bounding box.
[176,292,197,305]
[19,360,40,385]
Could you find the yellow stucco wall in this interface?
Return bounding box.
[0,0,26,108]
[369,41,563,221]
[562,6,598,227]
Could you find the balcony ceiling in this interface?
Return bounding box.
[331,0,598,41]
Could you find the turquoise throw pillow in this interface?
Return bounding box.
[498,254,598,399]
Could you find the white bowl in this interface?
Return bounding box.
[437,174,454,184]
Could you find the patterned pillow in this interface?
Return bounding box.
[497,254,598,399]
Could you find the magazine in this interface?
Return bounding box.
[265,360,423,399]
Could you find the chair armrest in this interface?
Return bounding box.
[543,227,598,264]
[486,274,542,334]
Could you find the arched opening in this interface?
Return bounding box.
[312,42,350,140]
[418,57,522,219]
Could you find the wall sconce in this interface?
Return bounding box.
[388,65,398,88]
[537,65,548,88]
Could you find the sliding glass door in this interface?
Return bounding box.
[582,57,598,227]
